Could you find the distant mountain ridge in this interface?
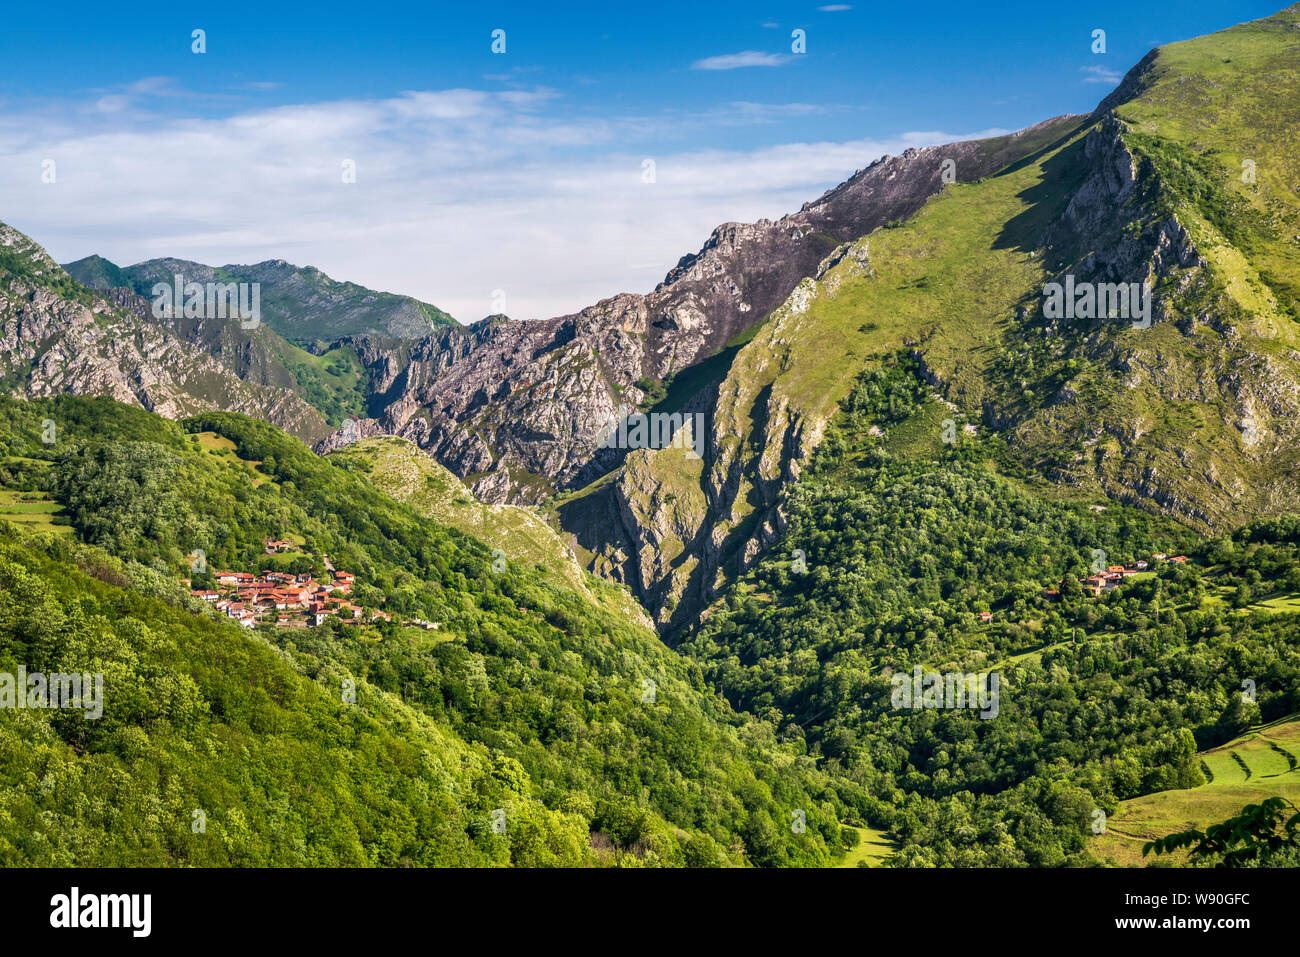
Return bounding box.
[63,254,457,344]
[0,224,330,441]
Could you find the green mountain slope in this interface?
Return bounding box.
[1090,715,1300,865]
[0,395,861,866]
[63,255,458,345]
[55,253,127,290]
[329,436,650,625]
[679,357,1300,866]
[591,5,1300,632]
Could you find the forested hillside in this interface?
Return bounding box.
[328,436,649,623]
[0,396,862,866]
[0,525,581,866]
[3,5,1299,872]
[680,357,1300,865]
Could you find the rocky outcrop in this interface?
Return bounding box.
[0,223,330,441]
[105,285,327,401]
[1044,116,1206,289]
[321,116,1086,503]
[610,249,857,631]
[311,416,388,453]
[1004,107,1300,535]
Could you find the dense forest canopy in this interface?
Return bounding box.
[679,357,1300,865]
[1,380,1297,867]
[0,395,863,866]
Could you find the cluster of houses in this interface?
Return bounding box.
[186,540,446,632]
[190,568,382,628]
[1043,553,1189,599]
[187,540,389,629]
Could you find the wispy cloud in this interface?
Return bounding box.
[718,101,835,123]
[83,74,266,116]
[0,81,1004,323]
[1081,65,1122,84]
[818,4,852,11]
[691,51,791,70]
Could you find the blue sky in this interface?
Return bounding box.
[0,0,1286,320]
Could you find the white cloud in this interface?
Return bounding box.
[0,82,1006,323]
[691,51,791,71]
[818,4,852,10]
[1081,65,1122,84]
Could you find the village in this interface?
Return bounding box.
[966,553,1192,626]
[1048,552,1190,600]
[186,539,440,631]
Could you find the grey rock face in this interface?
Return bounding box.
[328,116,1086,504]
[0,223,329,441]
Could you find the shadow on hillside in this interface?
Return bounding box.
[993,133,1091,273]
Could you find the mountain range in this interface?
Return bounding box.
[2,4,1299,867]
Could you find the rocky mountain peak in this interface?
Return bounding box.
[325,116,1086,505]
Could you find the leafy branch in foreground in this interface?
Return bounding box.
[1143,797,1300,867]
